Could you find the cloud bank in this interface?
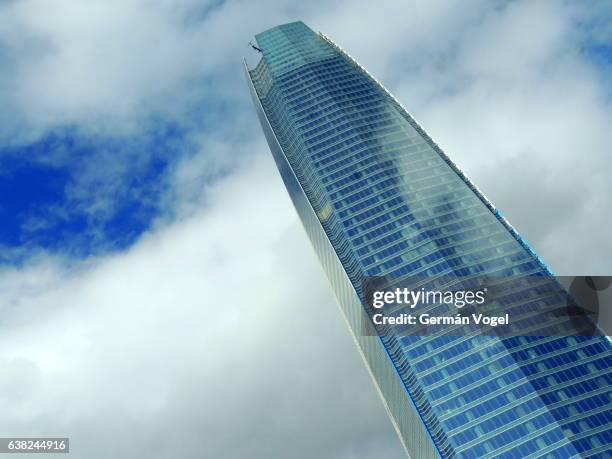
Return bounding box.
[0,155,404,458]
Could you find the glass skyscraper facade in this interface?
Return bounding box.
[245,21,611,458]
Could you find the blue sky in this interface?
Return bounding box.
[0,1,610,458]
[1,127,174,257]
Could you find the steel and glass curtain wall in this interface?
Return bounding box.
[245,21,611,459]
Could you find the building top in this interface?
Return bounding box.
[253,21,337,78]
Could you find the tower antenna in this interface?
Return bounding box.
[249,41,262,53]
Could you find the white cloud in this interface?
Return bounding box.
[0,152,404,458]
[0,0,332,142]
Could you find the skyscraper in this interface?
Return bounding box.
[245,21,611,458]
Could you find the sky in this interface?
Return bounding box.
[0,0,610,458]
